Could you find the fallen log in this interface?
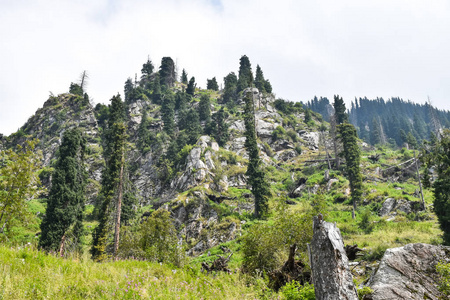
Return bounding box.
[201,253,233,273]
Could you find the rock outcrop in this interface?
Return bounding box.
[309,215,358,300]
[367,243,450,300]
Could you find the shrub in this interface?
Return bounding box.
[436,261,450,297]
[357,286,374,300]
[281,281,315,300]
[241,202,314,274]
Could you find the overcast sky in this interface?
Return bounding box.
[1,0,450,135]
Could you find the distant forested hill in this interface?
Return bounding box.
[305,97,450,147]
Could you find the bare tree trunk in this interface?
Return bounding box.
[309,215,358,300]
[59,234,66,257]
[113,155,124,261]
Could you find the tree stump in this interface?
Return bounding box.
[309,215,358,300]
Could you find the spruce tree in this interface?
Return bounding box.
[124,78,134,103]
[338,123,363,219]
[243,90,269,219]
[210,107,229,147]
[206,77,219,91]
[333,95,348,125]
[181,69,188,85]
[254,65,266,93]
[198,94,211,123]
[141,58,154,80]
[237,55,253,93]
[429,129,450,245]
[186,77,196,96]
[162,92,176,137]
[152,73,162,104]
[159,57,176,87]
[91,95,127,261]
[39,129,87,254]
[222,72,238,104]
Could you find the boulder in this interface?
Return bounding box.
[367,243,450,300]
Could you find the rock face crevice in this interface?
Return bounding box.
[309,216,358,300]
[367,243,450,300]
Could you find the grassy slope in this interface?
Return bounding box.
[0,245,272,300]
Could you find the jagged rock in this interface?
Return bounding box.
[324,169,330,181]
[274,149,297,162]
[272,139,295,152]
[309,216,358,300]
[379,198,420,217]
[299,131,320,150]
[367,243,450,300]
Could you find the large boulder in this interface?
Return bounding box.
[367,243,450,300]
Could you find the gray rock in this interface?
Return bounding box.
[379,198,396,216]
[368,243,450,300]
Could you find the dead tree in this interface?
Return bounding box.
[309,215,358,300]
[201,253,233,273]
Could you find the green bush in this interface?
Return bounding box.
[241,202,313,274]
[119,209,185,267]
[281,281,315,300]
[436,261,450,297]
[357,286,374,300]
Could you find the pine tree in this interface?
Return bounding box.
[338,123,363,219]
[162,92,176,136]
[237,55,253,93]
[186,77,196,96]
[184,108,202,144]
[243,90,269,219]
[210,107,229,147]
[124,78,134,103]
[141,58,154,80]
[159,57,176,87]
[152,73,162,104]
[91,95,127,261]
[254,65,266,93]
[222,72,238,104]
[333,95,348,125]
[206,77,219,91]
[39,129,87,254]
[198,94,211,123]
[181,69,188,85]
[424,129,450,245]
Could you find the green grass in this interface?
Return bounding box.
[0,245,274,300]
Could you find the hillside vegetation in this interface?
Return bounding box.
[1,55,449,299]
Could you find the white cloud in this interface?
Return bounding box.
[1,0,450,135]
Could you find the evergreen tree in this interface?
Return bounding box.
[186,77,196,96]
[181,69,188,85]
[210,107,229,147]
[198,94,211,123]
[406,131,418,149]
[206,77,219,91]
[237,55,253,92]
[137,109,153,153]
[159,57,176,87]
[152,73,162,104]
[91,95,127,261]
[370,117,383,145]
[304,108,312,123]
[338,123,363,219]
[222,72,238,104]
[141,58,154,80]
[69,83,83,96]
[162,92,176,136]
[39,129,87,254]
[124,78,134,103]
[264,79,272,93]
[333,95,348,124]
[426,129,450,245]
[243,90,269,219]
[254,65,266,93]
[184,108,202,144]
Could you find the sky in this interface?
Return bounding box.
[1,0,450,135]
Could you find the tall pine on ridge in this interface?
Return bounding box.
[39,129,87,254]
[243,90,269,219]
[91,95,127,261]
